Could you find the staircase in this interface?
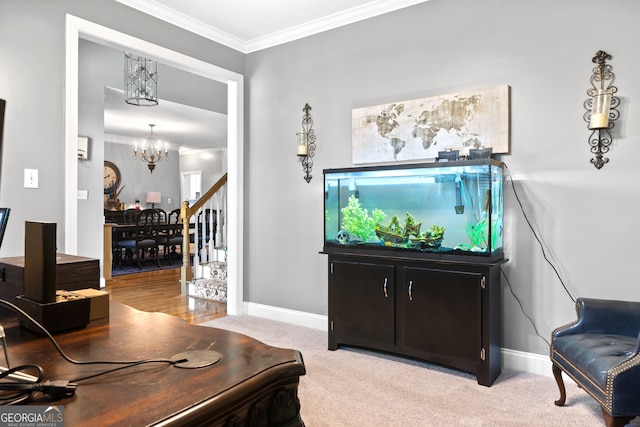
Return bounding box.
[188,260,227,302]
[179,173,227,297]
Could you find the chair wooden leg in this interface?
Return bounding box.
[552,363,566,406]
[112,248,119,269]
[601,407,634,427]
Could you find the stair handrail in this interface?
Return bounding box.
[188,173,228,215]
[180,173,227,289]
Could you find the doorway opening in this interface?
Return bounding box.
[182,170,203,206]
[65,14,244,314]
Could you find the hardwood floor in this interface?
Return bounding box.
[105,267,226,324]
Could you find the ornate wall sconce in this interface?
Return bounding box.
[296,103,316,183]
[584,50,620,169]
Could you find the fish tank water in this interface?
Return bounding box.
[323,159,505,261]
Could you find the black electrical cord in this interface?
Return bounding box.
[70,359,174,383]
[500,269,551,348]
[0,299,182,366]
[500,162,577,349]
[0,299,185,403]
[502,163,576,304]
[0,364,45,405]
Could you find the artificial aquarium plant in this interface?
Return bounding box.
[466,218,488,249]
[340,195,386,243]
[457,217,500,252]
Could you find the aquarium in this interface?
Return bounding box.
[323,159,505,261]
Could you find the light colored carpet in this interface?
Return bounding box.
[200,315,637,427]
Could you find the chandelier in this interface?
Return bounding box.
[124,53,158,106]
[134,124,168,173]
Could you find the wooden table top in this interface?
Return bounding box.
[0,253,98,268]
[3,302,305,426]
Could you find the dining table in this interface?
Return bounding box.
[103,222,184,279]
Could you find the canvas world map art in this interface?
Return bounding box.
[352,85,510,164]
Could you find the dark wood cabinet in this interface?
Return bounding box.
[401,267,482,374]
[329,260,395,350]
[327,253,503,386]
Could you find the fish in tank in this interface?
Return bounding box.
[323,159,504,260]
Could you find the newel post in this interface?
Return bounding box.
[180,200,192,293]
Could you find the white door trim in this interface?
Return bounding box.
[64,14,244,314]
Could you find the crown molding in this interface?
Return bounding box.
[244,0,431,53]
[115,0,246,51]
[115,0,430,54]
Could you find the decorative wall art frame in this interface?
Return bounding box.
[352,85,510,164]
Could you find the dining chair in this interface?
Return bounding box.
[111,208,141,268]
[114,208,161,269]
[156,208,183,264]
[122,208,139,225]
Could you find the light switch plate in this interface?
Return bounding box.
[24,169,38,188]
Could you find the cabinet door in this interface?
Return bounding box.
[329,260,395,347]
[401,267,482,366]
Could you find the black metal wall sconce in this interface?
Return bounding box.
[296,103,316,183]
[584,50,620,169]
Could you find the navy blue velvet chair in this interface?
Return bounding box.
[550,298,640,427]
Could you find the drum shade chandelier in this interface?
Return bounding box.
[134,124,169,173]
[124,53,158,106]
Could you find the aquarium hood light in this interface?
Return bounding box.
[328,176,436,187]
[326,164,493,182]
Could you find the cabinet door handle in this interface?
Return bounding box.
[383,277,388,298]
[408,280,413,301]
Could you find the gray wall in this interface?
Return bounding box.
[2,0,640,358]
[104,141,180,211]
[180,149,227,191]
[244,0,640,356]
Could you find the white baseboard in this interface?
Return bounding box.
[501,347,552,377]
[244,302,328,331]
[243,302,553,377]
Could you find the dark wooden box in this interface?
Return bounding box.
[0,253,100,305]
[15,295,91,333]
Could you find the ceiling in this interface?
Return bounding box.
[105,0,430,152]
[103,87,227,152]
[115,0,431,53]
